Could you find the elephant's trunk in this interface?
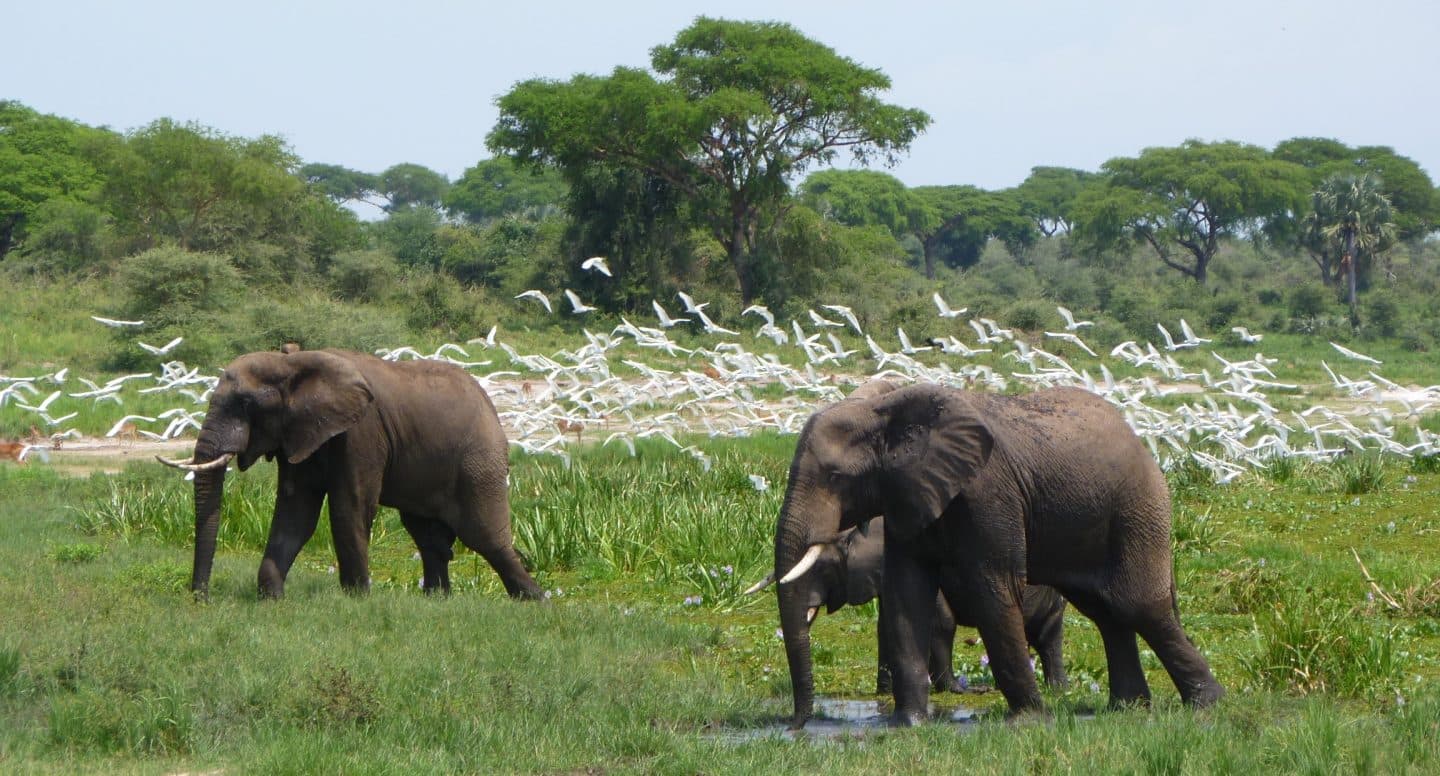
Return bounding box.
[773,475,835,729]
[189,438,227,600]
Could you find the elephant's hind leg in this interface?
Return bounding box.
[401,511,456,594]
[1132,598,1225,708]
[455,476,543,600]
[1061,589,1151,708]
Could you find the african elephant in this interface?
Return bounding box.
[773,383,1222,727]
[752,515,1066,717]
[159,349,542,601]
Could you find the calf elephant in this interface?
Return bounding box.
[750,515,1066,720]
[160,348,542,601]
[773,382,1223,727]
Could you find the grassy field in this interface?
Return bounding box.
[2,436,1439,774]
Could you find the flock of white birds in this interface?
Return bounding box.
[2,266,1438,484]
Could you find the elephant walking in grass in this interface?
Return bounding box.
[749,515,1066,708]
[160,349,542,601]
[772,382,1222,727]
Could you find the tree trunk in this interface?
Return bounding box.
[1345,229,1360,330]
[727,218,756,305]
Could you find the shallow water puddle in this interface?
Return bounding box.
[708,698,981,743]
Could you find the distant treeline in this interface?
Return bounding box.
[3,20,1438,345]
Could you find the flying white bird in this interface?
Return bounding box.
[1231,326,1263,344]
[694,309,738,336]
[1044,330,1098,357]
[1330,341,1382,365]
[896,326,931,355]
[651,300,689,328]
[563,289,596,314]
[1056,306,1094,330]
[821,304,864,335]
[91,315,144,328]
[741,304,775,326]
[580,256,612,276]
[933,292,966,319]
[467,325,499,348]
[1179,318,1212,346]
[676,291,709,314]
[138,337,184,356]
[107,415,157,437]
[808,308,844,329]
[748,474,769,492]
[514,290,553,313]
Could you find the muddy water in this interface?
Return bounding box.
[709,698,981,743]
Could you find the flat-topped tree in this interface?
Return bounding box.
[488,17,929,305]
[1072,139,1309,284]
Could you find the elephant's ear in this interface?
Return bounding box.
[874,385,993,542]
[280,351,374,464]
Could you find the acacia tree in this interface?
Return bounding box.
[1072,140,1309,283]
[911,186,1032,278]
[443,158,568,223]
[488,17,929,304]
[1313,173,1395,329]
[1014,166,1094,237]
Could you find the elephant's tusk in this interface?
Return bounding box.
[806,607,818,624]
[155,452,234,472]
[778,544,824,585]
[742,573,775,595]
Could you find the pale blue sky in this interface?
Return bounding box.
[9,0,1438,189]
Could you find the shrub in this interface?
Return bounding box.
[1365,295,1402,338]
[1001,299,1053,333]
[119,246,242,326]
[328,249,399,303]
[1287,282,1330,318]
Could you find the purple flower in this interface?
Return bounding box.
[979,653,990,668]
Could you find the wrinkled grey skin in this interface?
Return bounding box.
[789,516,1067,706]
[183,349,542,601]
[774,382,1223,727]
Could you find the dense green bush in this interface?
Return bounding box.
[328,249,399,303]
[119,246,243,326]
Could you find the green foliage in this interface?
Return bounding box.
[327,248,399,303]
[118,246,242,326]
[489,17,929,302]
[376,163,448,212]
[47,542,106,563]
[370,204,443,269]
[1287,282,1331,318]
[1073,140,1310,283]
[1243,594,1403,697]
[443,158,566,223]
[0,101,105,262]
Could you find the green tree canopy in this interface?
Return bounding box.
[1312,172,1395,328]
[443,158,568,223]
[797,169,931,237]
[489,16,930,304]
[1274,138,1438,242]
[0,101,105,261]
[96,118,310,253]
[911,185,1033,278]
[300,163,382,210]
[376,163,449,212]
[1072,139,1309,283]
[1014,166,1095,237]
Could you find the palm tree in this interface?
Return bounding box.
[1312,173,1395,330]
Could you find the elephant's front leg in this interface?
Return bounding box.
[257,467,325,598]
[881,550,937,726]
[955,570,1047,715]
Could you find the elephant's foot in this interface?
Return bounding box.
[933,674,966,694]
[887,708,928,727]
[875,670,893,695]
[1181,679,1225,708]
